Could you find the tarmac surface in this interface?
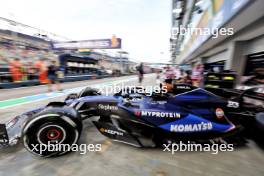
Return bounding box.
[0,74,264,176]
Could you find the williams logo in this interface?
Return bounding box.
[135,110,181,118]
[170,122,213,132]
[98,104,118,111]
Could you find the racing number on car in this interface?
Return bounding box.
[227,101,239,108]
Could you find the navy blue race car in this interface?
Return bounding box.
[0,84,263,157]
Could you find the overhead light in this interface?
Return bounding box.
[172,8,182,13]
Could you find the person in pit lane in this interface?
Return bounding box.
[137,62,144,84]
[159,71,193,97]
[47,60,62,92]
[179,70,192,85]
[161,78,174,93]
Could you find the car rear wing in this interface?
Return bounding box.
[0,124,9,145]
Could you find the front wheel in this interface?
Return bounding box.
[22,107,82,157]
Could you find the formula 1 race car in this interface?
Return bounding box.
[0,84,264,157]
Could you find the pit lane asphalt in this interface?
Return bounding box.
[0,74,264,176]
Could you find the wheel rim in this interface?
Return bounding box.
[47,128,61,140]
[37,124,66,144]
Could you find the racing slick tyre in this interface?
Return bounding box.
[22,106,82,157]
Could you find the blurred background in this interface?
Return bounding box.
[170,0,264,90]
[0,0,263,90]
